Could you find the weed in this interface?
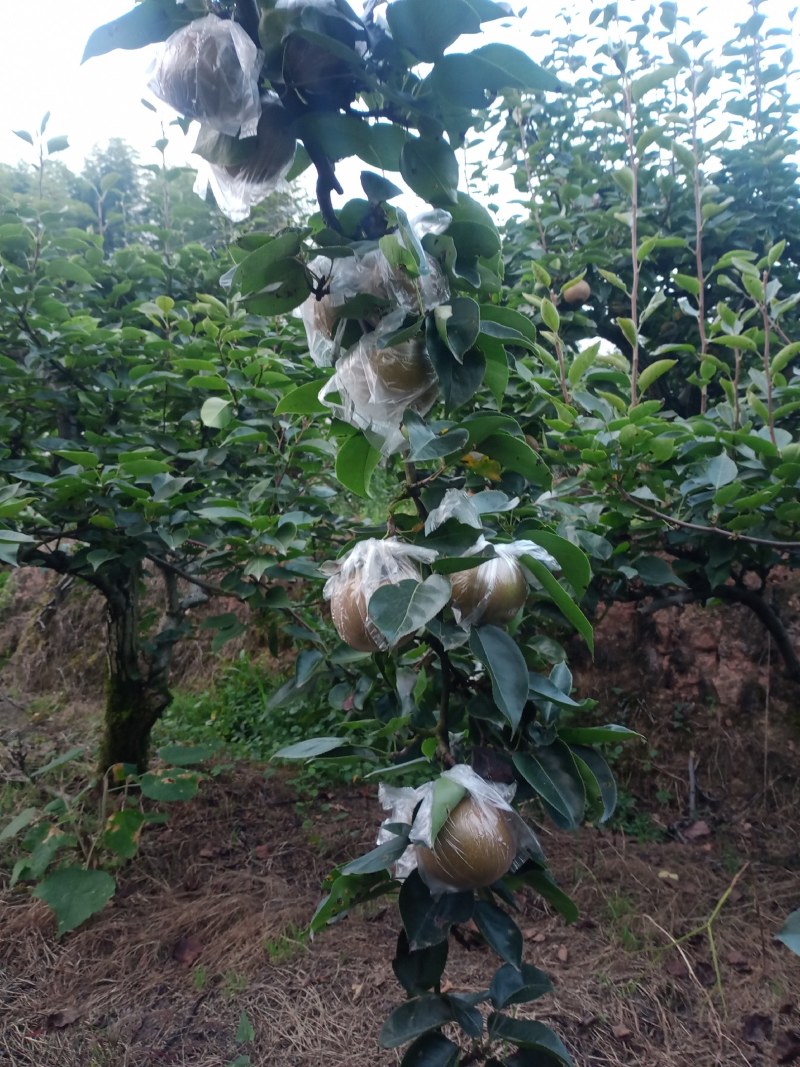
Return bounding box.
[264,922,308,964]
[221,970,249,998]
[193,965,208,991]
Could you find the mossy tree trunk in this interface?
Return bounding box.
[98,565,171,776]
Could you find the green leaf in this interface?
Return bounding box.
[33,868,116,937]
[380,995,454,1048]
[387,0,481,61]
[102,809,147,859]
[489,962,553,1009]
[777,910,800,957]
[82,1,187,61]
[400,870,473,949]
[638,359,677,395]
[571,746,616,824]
[335,433,382,498]
[426,319,485,412]
[440,298,481,361]
[635,556,686,587]
[473,899,522,967]
[701,453,738,490]
[540,298,560,333]
[469,625,529,731]
[233,231,306,295]
[430,776,468,842]
[236,1012,255,1044]
[631,64,680,102]
[369,576,452,647]
[522,556,593,652]
[275,379,330,415]
[361,171,403,203]
[519,532,590,600]
[393,930,450,997]
[401,137,459,206]
[46,136,69,155]
[557,725,643,745]
[273,737,347,760]
[139,770,201,802]
[0,807,38,843]
[433,44,561,103]
[341,826,411,875]
[156,743,220,767]
[31,746,85,778]
[480,434,549,484]
[200,397,233,429]
[513,742,586,830]
[45,258,95,286]
[487,1014,573,1064]
[400,1032,459,1067]
[771,342,800,377]
[404,411,469,461]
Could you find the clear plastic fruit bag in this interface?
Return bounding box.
[378,764,541,894]
[322,538,438,652]
[318,327,439,454]
[148,14,263,137]
[192,93,296,222]
[299,242,450,367]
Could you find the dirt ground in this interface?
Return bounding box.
[1,570,800,1066]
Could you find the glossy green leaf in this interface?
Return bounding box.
[474,899,523,967]
[489,962,553,1009]
[469,625,529,730]
[369,576,453,647]
[522,556,594,652]
[387,0,481,61]
[335,433,382,497]
[513,742,586,830]
[400,1033,459,1067]
[393,930,450,996]
[401,137,459,206]
[487,1014,573,1064]
[380,995,455,1048]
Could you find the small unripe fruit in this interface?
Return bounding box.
[416,796,516,890]
[563,279,591,305]
[450,557,528,627]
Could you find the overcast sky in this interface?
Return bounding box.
[2,1,798,189]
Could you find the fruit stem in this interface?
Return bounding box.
[403,460,428,521]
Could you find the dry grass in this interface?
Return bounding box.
[1,765,799,1067]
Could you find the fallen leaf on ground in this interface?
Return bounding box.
[557,945,569,963]
[684,820,711,840]
[742,1013,773,1045]
[611,1023,632,1040]
[172,935,203,967]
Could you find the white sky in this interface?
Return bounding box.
[1,1,798,199]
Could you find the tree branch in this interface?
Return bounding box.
[619,489,800,553]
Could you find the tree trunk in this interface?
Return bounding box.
[98,567,170,775]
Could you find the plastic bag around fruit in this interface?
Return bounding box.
[148,14,263,137]
[378,764,541,894]
[299,245,449,364]
[318,325,439,454]
[322,538,438,652]
[192,93,296,222]
[449,538,560,629]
